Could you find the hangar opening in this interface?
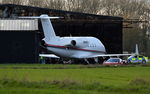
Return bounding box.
[0,4,123,63]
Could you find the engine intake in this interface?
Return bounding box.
[71,40,76,46]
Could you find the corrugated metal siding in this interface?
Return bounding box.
[0,19,38,31]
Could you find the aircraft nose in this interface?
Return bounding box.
[101,45,106,54]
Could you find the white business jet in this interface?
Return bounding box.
[19,14,132,63]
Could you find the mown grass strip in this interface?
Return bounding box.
[0,78,150,94]
[0,64,141,69]
[0,64,150,94]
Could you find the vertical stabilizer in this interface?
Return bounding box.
[19,14,61,43]
[40,15,56,42]
[135,44,139,55]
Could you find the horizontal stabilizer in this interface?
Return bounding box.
[18,15,63,19]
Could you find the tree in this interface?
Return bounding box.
[43,0,64,10]
[2,0,23,5]
[28,0,44,7]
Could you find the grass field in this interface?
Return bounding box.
[0,64,150,94]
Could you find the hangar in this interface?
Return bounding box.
[0,4,123,63]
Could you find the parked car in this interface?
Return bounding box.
[127,55,148,64]
[103,58,127,65]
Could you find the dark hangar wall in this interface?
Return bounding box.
[0,31,39,63]
[0,4,123,63]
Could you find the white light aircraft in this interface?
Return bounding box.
[19,14,133,63]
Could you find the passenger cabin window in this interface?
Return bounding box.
[89,44,96,47]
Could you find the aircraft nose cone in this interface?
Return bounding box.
[100,44,106,54]
[102,46,106,53]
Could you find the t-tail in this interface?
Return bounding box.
[19,14,61,43]
[40,15,57,42]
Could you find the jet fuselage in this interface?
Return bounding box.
[45,37,106,58]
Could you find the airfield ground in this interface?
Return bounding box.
[0,64,150,94]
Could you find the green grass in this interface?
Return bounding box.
[0,64,150,94]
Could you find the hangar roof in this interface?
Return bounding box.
[0,4,123,21]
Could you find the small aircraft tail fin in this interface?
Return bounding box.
[19,14,61,43]
[40,15,57,42]
[135,44,139,55]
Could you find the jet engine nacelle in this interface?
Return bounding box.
[71,40,77,46]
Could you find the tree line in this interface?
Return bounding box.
[1,0,150,20]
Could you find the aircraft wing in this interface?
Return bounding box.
[39,54,60,58]
[96,54,134,57]
[39,53,134,59]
